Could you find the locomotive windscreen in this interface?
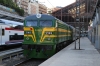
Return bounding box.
[26,20,37,27]
[40,20,52,27]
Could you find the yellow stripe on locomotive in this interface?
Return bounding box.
[23,26,70,43]
[24,27,36,42]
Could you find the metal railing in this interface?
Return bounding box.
[0,5,25,21]
[0,10,24,20]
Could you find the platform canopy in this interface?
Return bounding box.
[52,0,98,30]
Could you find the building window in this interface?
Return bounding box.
[15,0,17,3]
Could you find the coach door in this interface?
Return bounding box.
[0,26,2,45]
[0,26,5,45]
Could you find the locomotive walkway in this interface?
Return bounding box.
[39,37,100,66]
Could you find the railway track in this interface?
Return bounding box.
[14,59,45,66]
[0,47,23,66]
[0,47,45,66]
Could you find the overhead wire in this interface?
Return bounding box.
[46,0,55,8]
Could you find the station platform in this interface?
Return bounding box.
[39,37,100,66]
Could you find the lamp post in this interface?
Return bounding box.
[75,16,76,49]
[83,16,84,37]
[61,8,62,20]
[75,0,81,50]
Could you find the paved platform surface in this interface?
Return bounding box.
[39,37,100,66]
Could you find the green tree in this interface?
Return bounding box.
[3,0,7,6]
[0,0,3,5]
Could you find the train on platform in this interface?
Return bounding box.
[0,19,24,49]
[22,14,79,59]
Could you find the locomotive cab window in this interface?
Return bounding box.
[40,20,52,27]
[2,29,4,35]
[26,20,38,27]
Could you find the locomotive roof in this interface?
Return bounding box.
[69,25,75,29]
[25,14,69,26]
[25,14,56,20]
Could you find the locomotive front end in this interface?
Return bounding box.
[22,14,57,58]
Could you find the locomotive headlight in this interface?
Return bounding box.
[47,38,51,41]
[26,37,29,40]
[26,31,32,34]
[45,32,52,35]
[27,31,31,34]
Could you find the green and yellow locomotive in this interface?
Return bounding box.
[22,14,74,58]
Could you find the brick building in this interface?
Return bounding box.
[39,3,47,14]
[13,0,47,15]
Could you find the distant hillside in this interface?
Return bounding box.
[0,0,24,16]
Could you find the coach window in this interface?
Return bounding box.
[9,23,13,27]
[2,29,4,35]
